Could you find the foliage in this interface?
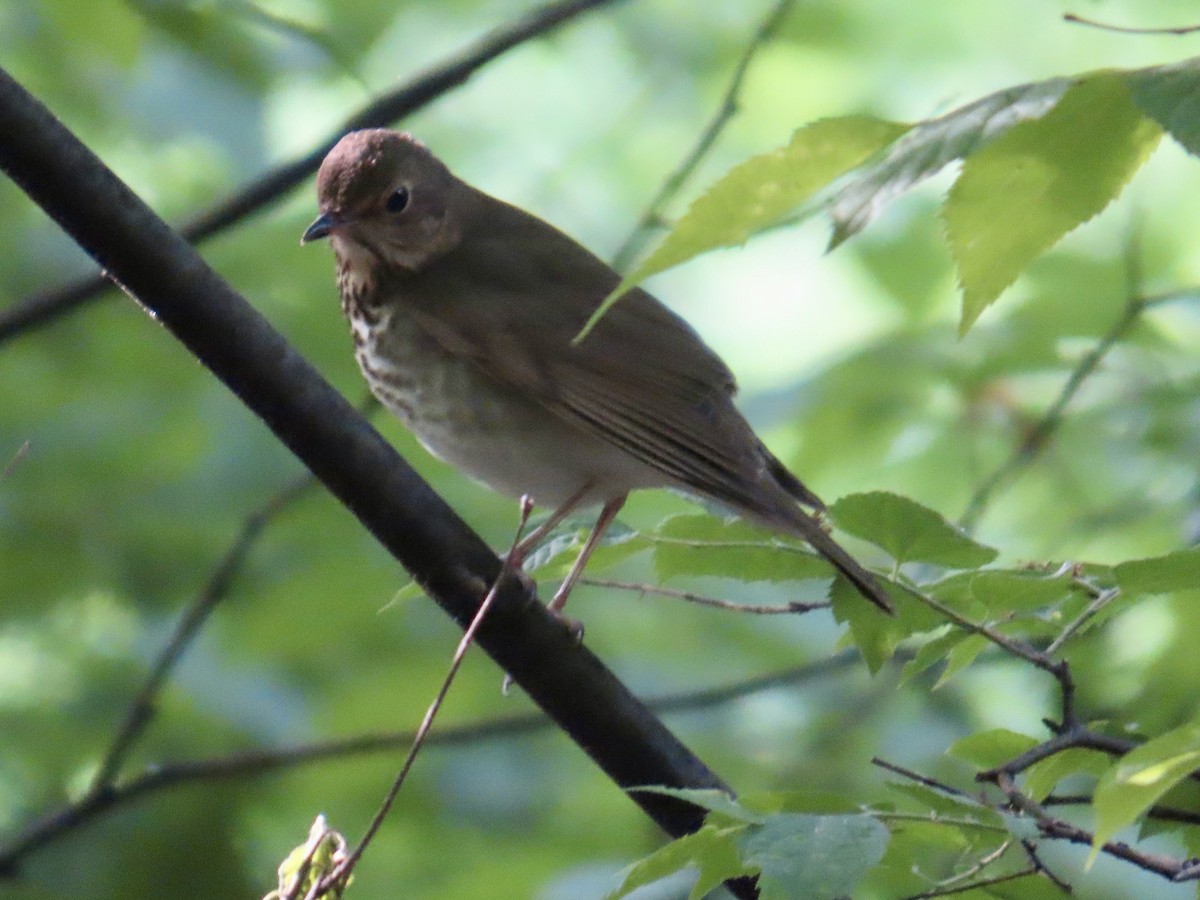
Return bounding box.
[2,1,1200,899]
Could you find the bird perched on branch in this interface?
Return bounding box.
[303,129,892,622]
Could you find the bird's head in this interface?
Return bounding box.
[302,129,458,272]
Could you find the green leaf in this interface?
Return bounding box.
[584,117,908,337]
[652,515,834,583]
[944,72,1163,333]
[883,781,997,821]
[1125,57,1200,156]
[899,627,962,685]
[948,729,1039,770]
[829,492,998,567]
[966,569,1079,614]
[737,814,889,900]
[1092,718,1200,860]
[829,77,1071,246]
[631,787,765,824]
[1024,748,1111,802]
[934,633,989,688]
[606,825,752,900]
[1114,548,1200,595]
[831,577,904,673]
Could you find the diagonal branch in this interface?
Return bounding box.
[958,294,1146,533]
[0,0,627,345]
[0,67,752,894]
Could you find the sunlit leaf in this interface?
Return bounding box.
[1091,718,1200,861]
[585,116,908,335]
[944,73,1162,333]
[829,77,1070,245]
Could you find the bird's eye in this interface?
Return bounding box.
[386,187,410,213]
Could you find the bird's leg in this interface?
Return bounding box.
[506,481,595,568]
[548,495,627,624]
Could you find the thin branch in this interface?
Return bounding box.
[1044,794,1200,828]
[901,867,1037,900]
[994,772,1197,881]
[0,0,627,344]
[959,296,1146,533]
[872,756,975,801]
[1063,13,1200,35]
[580,576,828,614]
[0,653,861,871]
[87,473,316,795]
[1019,838,1073,894]
[1045,585,1119,655]
[610,0,797,272]
[315,499,535,896]
[1,440,29,479]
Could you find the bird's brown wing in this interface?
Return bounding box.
[402,188,809,517]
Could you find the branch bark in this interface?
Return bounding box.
[0,67,754,898]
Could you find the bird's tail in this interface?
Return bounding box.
[794,513,894,615]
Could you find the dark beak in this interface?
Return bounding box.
[301,212,337,245]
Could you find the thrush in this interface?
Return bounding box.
[302,129,892,619]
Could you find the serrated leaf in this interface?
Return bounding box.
[829,76,1070,246]
[1114,548,1200,595]
[606,825,752,900]
[829,492,998,567]
[944,73,1162,333]
[1091,718,1200,861]
[934,633,989,689]
[1125,57,1200,156]
[737,814,889,900]
[584,117,908,336]
[948,729,1039,770]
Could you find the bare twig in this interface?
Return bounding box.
[610,0,797,272]
[959,296,1146,533]
[314,497,532,894]
[0,0,627,344]
[902,867,1037,900]
[1045,585,1120,655]
[1019,838,1073,894]
[580,576,828,613]
[1,440,29,479]
[872,756,975,801]
[994,772,1197,881]
[1063,13,1200,36]
[1044,794,1200,828]
[0,653,861,873]
[86,472,316,795]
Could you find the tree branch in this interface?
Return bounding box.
[0,654,860,874]
[0,0,627,345]
[0,67,753,895]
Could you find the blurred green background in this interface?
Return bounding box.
[2,0,1200,897]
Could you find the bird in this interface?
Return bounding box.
[302,129,892,621]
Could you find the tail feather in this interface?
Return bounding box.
[794,513,894,614]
